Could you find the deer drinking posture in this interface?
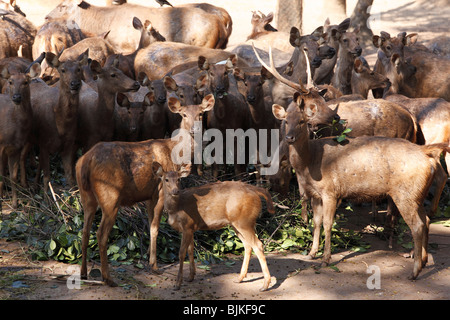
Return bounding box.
[76,94,215,286]
[153,162,274,291]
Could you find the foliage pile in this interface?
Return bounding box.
[0,178,372,268]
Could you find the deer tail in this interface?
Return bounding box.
[421,143,450,160]
[76,153,92,192]
[255,187,275,214]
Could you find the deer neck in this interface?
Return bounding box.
[55,82,80,137]
[334,50,355,94]
[288,125,313,173]
[96,81,116,118]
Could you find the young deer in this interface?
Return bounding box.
[0,62,41,208]
[76,94,215,286]
[263,46,448,280]
[153,162,274,291]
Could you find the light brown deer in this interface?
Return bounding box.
[77,94,215,286]
[45,0,230,53]
[0,62,40,208]
[264,47,448,280]
[153,162,274,291]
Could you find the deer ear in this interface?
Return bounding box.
[198,56,209,71]
[168,97,182,114]
[272,104,286,120]
[116,92,130,109]
[28,63,41,79]
[354,58,364,73]
[45,52,60,68]
[144,91,155,106]
[289,27,301,47]
[163,75,178,92]
[305,103,318,118]
[0,66,10,79]
[179,164,191,178]
[132,17,143,30]
[372,35,381,48]
[152,162,164,178]
[201,94,215,112]
[405,33,418,46]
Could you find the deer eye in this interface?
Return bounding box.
[8,80,13,85]
[386,45,392,50]
[111,73,116,78]
[61,68,66,73]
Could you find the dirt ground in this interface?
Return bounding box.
[1,206,449,301]
[0,0,449,303]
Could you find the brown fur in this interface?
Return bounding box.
[373,32,450,100]
[153,163,274,291]
[29,51,88,192]
[45,0,230,53]
[0,9,36,60]
[77,59,140,152]
[0,63,40,208]
[76,95,215,286]
[272,95,449,280]
[331,26,362,95]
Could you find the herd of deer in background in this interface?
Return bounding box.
[0,0,449,291]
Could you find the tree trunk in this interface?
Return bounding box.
[276,0,302,34]
[350,0,374,46]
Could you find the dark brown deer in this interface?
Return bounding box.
[373,32,450,101]
[314,18,350,85]
[45,0,230,52]
[0,62,40,208]
[77,94,215,286]
[77,58,141,152]
[30,51,88,192]
[153,162,274,291]
[331,25,362,95]
[197,54,251,178]
[264,48,448,280]
[114,91,153,141]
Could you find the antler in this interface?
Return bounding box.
[252,42,309,93]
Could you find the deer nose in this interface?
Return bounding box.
[328,47,336,57]
[171,189,179,196]
[70,80,81,90]
[247,94,256,103]
[12,93,22,104]
[312,57,322,67]
[157,95,166,104]
[285,134,295,144]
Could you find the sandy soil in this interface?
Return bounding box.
[0,0,449,303]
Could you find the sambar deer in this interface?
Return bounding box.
[373,31,450,101]
[0,62,40,208]
[45,0,230,53]
[153,162,274,291]
[77,94,215,286]
[30,51,88,192]
[264,46,448,280]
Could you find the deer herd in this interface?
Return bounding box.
[0,0,449,292]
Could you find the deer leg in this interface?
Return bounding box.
[147,186,164,273]
[320,197,338,266]
[234,224,271,291]
[61,145,76,188]
[307,197,324,260]
[80,191,98,280]
[187,237,196,282]
[394,197,426,280]
[97,204,119,287]
[233,227,252,283]
[19,142,31,188]
[175,229,193,290]
[8,153,20,209]
[0,149,6,199]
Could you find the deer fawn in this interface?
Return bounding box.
[153,162,274,291]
